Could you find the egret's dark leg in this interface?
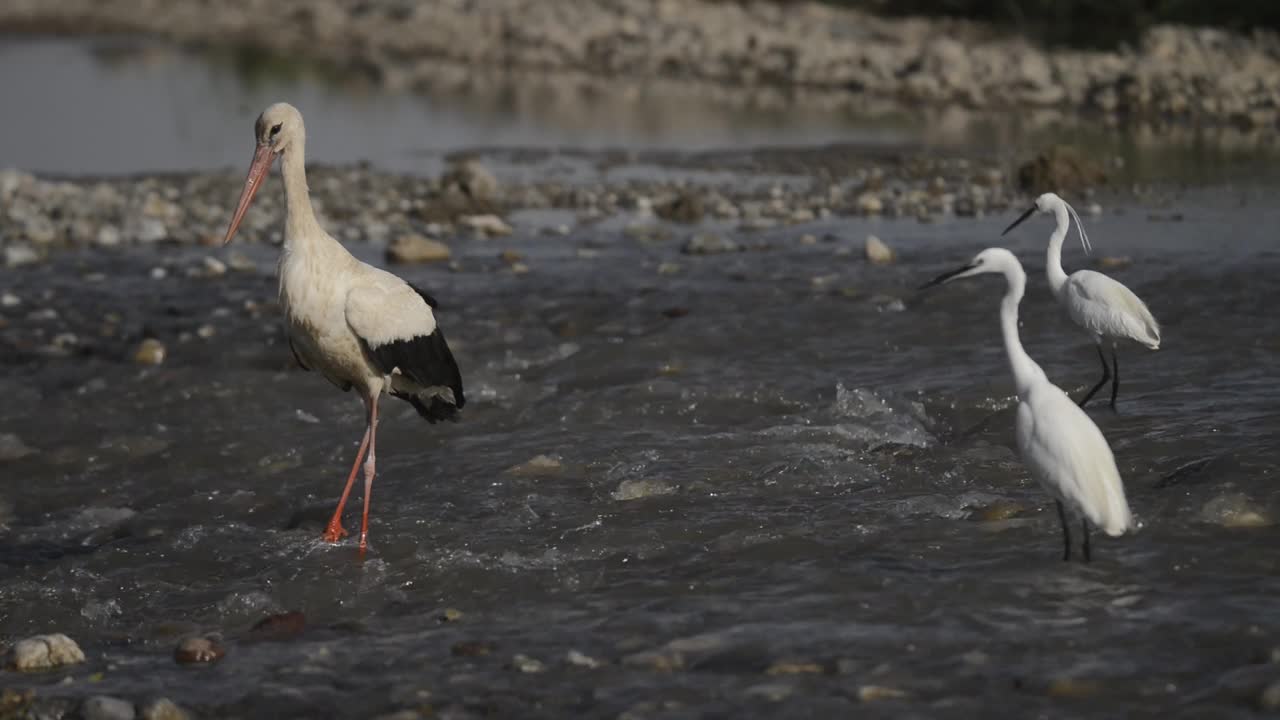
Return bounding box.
[1056,501,1072,562]
[1081,519,1092,563]
[1078,345,1111,407]
[1108,349,1120,412]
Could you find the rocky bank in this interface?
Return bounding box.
[1,0,1278,131]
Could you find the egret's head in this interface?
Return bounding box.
[919,248,1017,289]
[1034,192,1063,213]
[1002,191,1091,253]
[223,102,306,245]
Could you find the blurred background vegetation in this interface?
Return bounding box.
[809,0,1280,48]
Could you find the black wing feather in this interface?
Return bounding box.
[362,328,465,414]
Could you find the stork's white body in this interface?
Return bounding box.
[224,102,463,551]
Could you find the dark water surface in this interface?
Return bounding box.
[1,188,1279,717]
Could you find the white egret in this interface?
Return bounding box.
[223,103,465,553]
[922,248,1135,561]
[1002,192,1160,410]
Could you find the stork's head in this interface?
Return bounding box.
[919,247,1018,289]
[223,102,306,245]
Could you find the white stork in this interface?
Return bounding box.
[222,102,465,552]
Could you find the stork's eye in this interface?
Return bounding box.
[269,123,282,137]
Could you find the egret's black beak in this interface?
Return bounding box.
[919,263,977,291]
[1001,205,1037,237]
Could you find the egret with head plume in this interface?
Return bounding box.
[1002,192,1160,410]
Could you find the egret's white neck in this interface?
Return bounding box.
[279,137,322,244]
[1045,203,1071,299]
[999,262,1043,395]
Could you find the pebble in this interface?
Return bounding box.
[505,454,564,476]
[174,635,225,665]
[0,292,19,307]
[1261,681,1280,711]
[612,478,676,501]
[138,218,167,243]
[387,234,452,264]
[857,685,907,702]
[96,225,122,247]
[248,610,307,641]
[459,214,513,237]
[437,608,464,623]
[226,252,257,272]
[799,234,818,246]
[657,262,682,275]
[681,233,738,255]
[509,654,546,673]
[766,660,825,675]
[509,261,531,275]
[140,698,190,720]
[201,256,227,276]
[1046,677,1103,699]
[566,650,605,669]
[149,267,167,280]
[82,696,136,720]
[451,640,495,657]
[196,324,216,339]
[0,433,35,461]
[5,633,86,671]
[134,339,166,366]
[856,193,884,215]
[743,683,794,701]
[864,235,894,264]
[4,244,38,268]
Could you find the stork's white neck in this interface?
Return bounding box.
[999,261,1043,395]
[1045,203,1071,299]
[279,137,323,244]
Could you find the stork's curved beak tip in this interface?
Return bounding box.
[223,144,276,245]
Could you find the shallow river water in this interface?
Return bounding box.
[2,187,1280,718]
[2,32,1280,720]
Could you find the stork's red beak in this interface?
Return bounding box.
[223,143,276,244]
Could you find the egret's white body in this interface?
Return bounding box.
[1004,193,1160,409]
[223,103,464,552]
[923,248,1134,560]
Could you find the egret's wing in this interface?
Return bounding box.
[1017,387,1133,536]
[1068,271,1161,348]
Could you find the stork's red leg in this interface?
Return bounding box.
[323,408,372,543]
[358,397,380,553]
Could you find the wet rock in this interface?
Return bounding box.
[387,234,451,264]
[681,233,738,255]
[856,193,883,215]
[1200,493,1272,528]
[437,608,464,623]
[4,244,39,268]
[1261,681,1280,711]
[459,214,512,237]
[0,689,34,717]
[139,698,190,720]
[137,218,167,243]
[864,235,894,264]
[96,224,122,247]
[566,650,604,669]
[509,654,546,673]
[654,192,705,223]
[743,683,793,701]
[248,611,306,641]
[1017,145,1106,193]
[612,478,676,501]
[1046,677,1103,699]
[81,696,135,720]
[201,256,227,276]
[505,454,563,477]
[0,292,18,307]
[657,262,682,275]
[133,339,166,366]
[174,635,225,665]
[975,501,1024,521]
[766,660,825,675]
[6,634,86,671]
[442,159,499,204]
[451,640,494,657]
[622,648,683,672]
[0,433,35,461]
[857,685,907,702]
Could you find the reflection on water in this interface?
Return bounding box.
[1,35,1279,181]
